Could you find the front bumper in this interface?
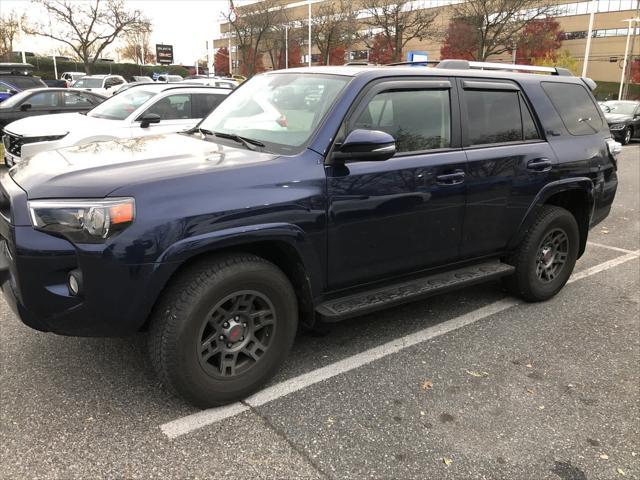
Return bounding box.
[0,224,178,337]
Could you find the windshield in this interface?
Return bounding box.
[88,89,154,120]
[602,101,637,115]
[199,73,350,154]
[73,78,103,88]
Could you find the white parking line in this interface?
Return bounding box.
[160,249,640,440]
[587,241,637,254]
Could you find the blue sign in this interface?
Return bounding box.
[407,51,428,64]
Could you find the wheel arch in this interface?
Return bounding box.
[508,178,595,258]
[140,223,322,331]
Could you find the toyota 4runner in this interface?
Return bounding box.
[0,61,619,407]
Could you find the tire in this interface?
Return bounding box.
[149,254,298,408]
[503,206,579,302]
[621,127,632,145]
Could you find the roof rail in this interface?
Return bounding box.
[436,59,573,76]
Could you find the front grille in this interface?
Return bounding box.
[3,132,67,160]
[3,132,23,158]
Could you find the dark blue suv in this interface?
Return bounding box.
[0,61,619,407]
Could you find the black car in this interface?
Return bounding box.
[0,63,48,102]
[601,100,640,144]
[0,88,106,131]
[0,61,619,407]
[43,79,68,88]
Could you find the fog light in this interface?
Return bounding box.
[68,269,82,296]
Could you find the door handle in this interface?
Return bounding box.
[436,170,465,185]
[527,158,552,172]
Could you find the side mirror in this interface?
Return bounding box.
[333,129,396,162]
[20,103,32,111]
[137,113,161,128]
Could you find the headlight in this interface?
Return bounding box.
[609,123,626,130]
[28,198,135,243]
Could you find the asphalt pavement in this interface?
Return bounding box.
[1,145,639,480]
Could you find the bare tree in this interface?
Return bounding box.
[224,0,286,77]
[0,11,25,61]
[311,0,357,65]
[119,20,155,64]
[448,0,557,60]
[359,0,439,63]
[26,0,144,73]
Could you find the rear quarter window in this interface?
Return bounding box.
[541,82,603,136]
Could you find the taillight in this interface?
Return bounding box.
[605,138,621,170]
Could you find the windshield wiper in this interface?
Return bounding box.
[186,127,215,136]
[213,131,265,151]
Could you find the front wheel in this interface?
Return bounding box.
[149,254,298,408]
[621,127,632,145]
[503,206,579,302]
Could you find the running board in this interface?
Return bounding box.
[316,260,514,320]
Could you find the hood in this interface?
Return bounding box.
[3,112,117,137]
[10,133,280,198]
[605,113,632,124]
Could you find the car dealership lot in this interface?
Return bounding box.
[1,145,638,479]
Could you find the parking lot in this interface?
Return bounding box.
[0,144,638,480]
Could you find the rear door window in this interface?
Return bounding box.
[464,87,540,146]
[63,91,93,107]
[541,82,603,135]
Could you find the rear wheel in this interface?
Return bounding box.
[503,206,579,302]
[149,254,298,408]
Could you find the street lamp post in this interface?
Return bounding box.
[619,18,640,100]
[582,0,597,77]
[285,25,289,69]
[308,0,312,67]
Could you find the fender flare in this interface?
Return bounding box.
[507,177,595,253]
[156,222,325,297]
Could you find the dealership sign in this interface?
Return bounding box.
[156,44,174,65]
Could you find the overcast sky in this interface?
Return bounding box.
[3,0,254,65]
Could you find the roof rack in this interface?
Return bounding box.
[436,59,573,76]
[386,60,439,66]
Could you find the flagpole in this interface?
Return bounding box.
[582,0,597,77]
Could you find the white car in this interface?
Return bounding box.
[156,74,183,83]
[60,71,86,87]
[71,74,127,96]
[2,84,230,166]
[182,78,238,89]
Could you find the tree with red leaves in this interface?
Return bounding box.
[515,17,563,64]
[214,47,230,76]
[440,19,478,60]
[631,58,640,84]
[328,46,346,65]
[239,47,264,76]
[368,34,394,65]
